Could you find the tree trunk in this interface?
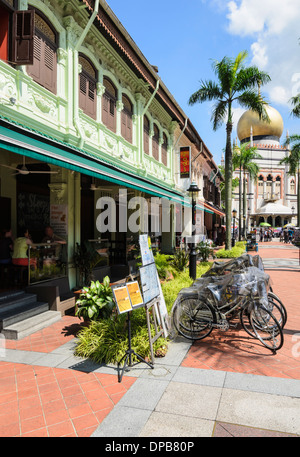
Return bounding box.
[239,165,242,241]
[225,121,233,250]
[297,168,300,228]
[243,171,247,237]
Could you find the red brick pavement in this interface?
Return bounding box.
[0,317,136,437]
[182,241,300,379]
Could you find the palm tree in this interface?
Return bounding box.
[290,94,300,118]
[188,51,271,249]
[233,142,261,239]
[280,134,300,226]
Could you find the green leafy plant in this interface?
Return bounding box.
[197,240,216,262]
[154,253,173,279]
[75,307,168,364]
[170,249,189,273]
[73,241,102,287]
[75,276,115,321]
[215,244,245,258]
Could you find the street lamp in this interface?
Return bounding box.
[187,181,200,279]
[232,208,237,247]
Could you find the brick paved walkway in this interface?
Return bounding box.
[0,240,299,437]
[182,241,300,379]
[0,317,136,437]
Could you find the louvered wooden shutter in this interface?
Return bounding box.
[27,32,56,93]
[162,134,168,166]
[102,78,116,132]
[12,10,34,65]
[152,125,159,161]
[79,73,96,120]
[121,96,132,143]
[43,41,56,92]
[143,116,149,154]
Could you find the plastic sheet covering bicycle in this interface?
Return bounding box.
[171,254,287,353]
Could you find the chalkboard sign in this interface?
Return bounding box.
[17,191,49,239]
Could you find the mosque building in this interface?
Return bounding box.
[232,104,297,232]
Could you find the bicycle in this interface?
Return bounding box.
[172,274,284,353]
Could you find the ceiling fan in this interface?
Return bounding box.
[0,156,58,175]
[90,183,113,191]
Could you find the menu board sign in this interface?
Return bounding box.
[139,263,160,304]
[112,281,144,314]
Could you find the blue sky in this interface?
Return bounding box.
[107,0,300,166]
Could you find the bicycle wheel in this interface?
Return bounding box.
[249,305,284,352]
[241,301,285,338]
[267,291,287,327]
[173,297,216,341]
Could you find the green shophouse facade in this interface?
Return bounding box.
[0,0,215,289]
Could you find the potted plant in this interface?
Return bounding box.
[75,276,115,321]
[73,240,102,287]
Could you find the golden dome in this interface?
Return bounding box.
[237,105,284,142]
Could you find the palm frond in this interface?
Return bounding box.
[290,94,300,118]
[234,67,271,93]
[236,90,270,122]
[211,100,228,131]
[188,80,223,105]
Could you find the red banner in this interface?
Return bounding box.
[180,147,190,179]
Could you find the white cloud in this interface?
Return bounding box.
[227,0,299,36]
[226,0,300,106]
[251,41,268,69]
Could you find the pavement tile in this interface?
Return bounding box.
[213,421,297,437]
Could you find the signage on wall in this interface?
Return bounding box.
[179,146,191,179]
[50,204,68,238]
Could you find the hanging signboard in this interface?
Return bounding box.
[179,146,191,179]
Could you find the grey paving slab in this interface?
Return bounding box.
[31,352,71,368]
[139,364,177,382]
[224,371,300,398]
[3,348,46,365]
[139,411,215,437]
[173,366,226,387]
[92,406,152,437]
[117,377,169,410]
[155,382,223,421]
[217,388,300,435]
[55,355,102,371]
[154,337,191,366]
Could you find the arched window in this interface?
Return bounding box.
[275,176,281,197]
[258,175,264,195]
[162,133,168,166]
[79,55,97,120]
[121,94,133,143]
[102,77,116,132]
[266,174,272,196]
[290,179,295,194]
[27,9,57,94]
[152,124,159,161]
[143,115,150,155]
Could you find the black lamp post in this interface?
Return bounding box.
[188,181,200,279]
[232,209,237,247]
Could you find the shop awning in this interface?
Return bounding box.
[0,118,190,206]
[202,201,225,217]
